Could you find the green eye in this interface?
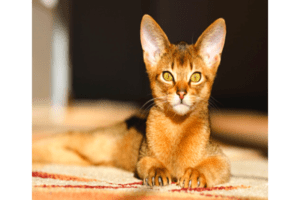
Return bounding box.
[163,72,173,81]
[190,72,201,82]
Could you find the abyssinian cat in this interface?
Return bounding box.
[33,14,230,188]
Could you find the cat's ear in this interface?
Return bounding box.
[195,18,226,71]
[140,14,170,68]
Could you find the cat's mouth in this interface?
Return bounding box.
[173,102,190,107]
[172,103,191,115]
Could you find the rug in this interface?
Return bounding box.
[32,156,267,200]
[32,139,268,200]
[32,101,268,200]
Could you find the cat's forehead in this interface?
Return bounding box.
[173,41,192,66]
[161,41,203,71]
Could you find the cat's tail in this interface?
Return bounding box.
[32,117,145,172]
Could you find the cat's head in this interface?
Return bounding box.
[140,15,226,116]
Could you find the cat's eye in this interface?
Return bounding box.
[190,72,201,82]
[163,71,173,81]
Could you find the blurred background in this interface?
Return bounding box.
[33,0,268,155]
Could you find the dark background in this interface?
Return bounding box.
[70,0,268,113]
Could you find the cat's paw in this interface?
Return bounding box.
[143,167,171,186]
[178,168,206,188]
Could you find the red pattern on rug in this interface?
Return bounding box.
[32,171,98,182]
[170,185,250,192]
[33,171,250,200]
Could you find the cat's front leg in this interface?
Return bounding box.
[137,156,171,186]
[178,155,230,188]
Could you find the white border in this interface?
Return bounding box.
[0,1,31,199]
[269,0,300,199]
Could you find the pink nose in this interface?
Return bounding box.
[177,91,186,100]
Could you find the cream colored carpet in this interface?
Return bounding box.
[32,100,268,200]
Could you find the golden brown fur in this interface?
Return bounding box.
[32,14,230,188]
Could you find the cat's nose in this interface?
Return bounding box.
[177,90,187,100]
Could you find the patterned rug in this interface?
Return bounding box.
[32,154,268,200]
[32,102,268,200]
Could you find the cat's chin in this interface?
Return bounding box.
[172,104,190,115]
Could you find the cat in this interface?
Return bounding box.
[32,14,230,188]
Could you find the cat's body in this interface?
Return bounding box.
[32,15,230,188]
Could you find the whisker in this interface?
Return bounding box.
[140,103,155,116]
[172,112,177,119]
[210,96,221,104]
[142,100,168,115]
[139,99,155,111]
[139,96,168,115]
[208,102,218,110]
[208,96,221,111]
[139,96,166,111]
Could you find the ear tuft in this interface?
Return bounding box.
[140,15,170,67]
[195,18,226,69]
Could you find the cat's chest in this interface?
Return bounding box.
[147,114,208,176]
